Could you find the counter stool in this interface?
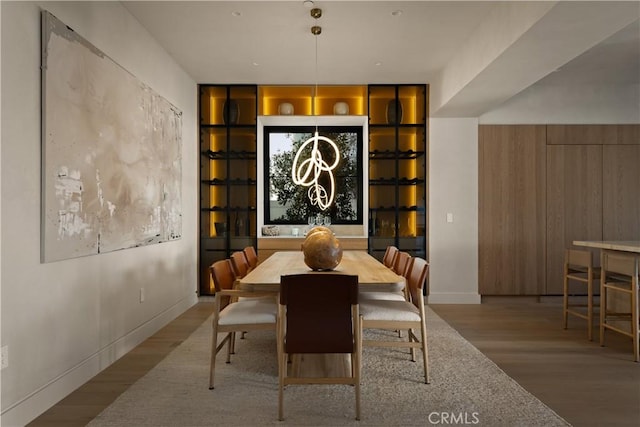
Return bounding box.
[563,249,600,341]
[600,251,639,362]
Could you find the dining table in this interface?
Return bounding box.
[237,250,405,293]
[572,240,640,254]
[237,249,405,377]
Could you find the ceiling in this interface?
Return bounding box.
[122,1,640,116]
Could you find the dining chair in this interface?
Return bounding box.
[277,273,361,421]
[360,256,430,383]
[382,245,399,269]
[392,251,412,277]
[243,245,259,269]
[360,252,410,302]
[563,248,600,341]
[230,251,251,279]
[599,251,639,362]
[208,259,277,389]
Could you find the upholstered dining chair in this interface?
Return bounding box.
[277,273,361,421]
[392,251,412,277]
[230,251,251,279]
[208,259,277,389]
[382,245,399,269]
[360,256,430,383]
[360,252,410,302]
[243,245,259,269]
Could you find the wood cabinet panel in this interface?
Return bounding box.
[479,125,547,295]
[547,125,618,145]
[603,145,640,240]
[546,145,603,294]
[547,125,640,145]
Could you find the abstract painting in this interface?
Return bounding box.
[41,11,182,262]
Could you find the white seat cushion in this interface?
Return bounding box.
[359,291,406,301]
[360,299,421,322]
[219,299,277,325]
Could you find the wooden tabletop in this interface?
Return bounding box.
[238,250,405,292]
[573,240,640,253]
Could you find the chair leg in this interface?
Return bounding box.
[278,350,286,421]
[354,314,362,421]
[226,332,236,363]
[354,351,361,421]
[209,324,219,389]
[633,284,639,362]
[563,271,569,330]
[600,281,607,347]
[409,328,416,361]
[420,320,430,384]
[587,278,593,341]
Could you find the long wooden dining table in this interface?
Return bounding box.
[236,250,405,377]
[237,250,405,293]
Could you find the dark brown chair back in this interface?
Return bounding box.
[280,274,358,354]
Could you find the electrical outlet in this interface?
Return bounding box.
[1,345,8,369]
[140,288,145,303]
[446,213,454,223]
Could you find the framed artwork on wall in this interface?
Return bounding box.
[40,11,182,262]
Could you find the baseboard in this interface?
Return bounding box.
[1,295,198,427]
[427,292,482,304]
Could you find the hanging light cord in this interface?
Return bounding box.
[290,6,338,212]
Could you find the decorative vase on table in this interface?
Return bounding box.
[301,226,343,271]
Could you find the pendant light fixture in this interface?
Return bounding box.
[291,5,339,212]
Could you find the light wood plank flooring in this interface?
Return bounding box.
[29,297,639,426]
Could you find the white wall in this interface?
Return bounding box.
[428,119,480,304]
[0,2,198,425]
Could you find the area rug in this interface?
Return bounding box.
[88,307,569,426]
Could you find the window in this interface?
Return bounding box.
[263,125,363,225]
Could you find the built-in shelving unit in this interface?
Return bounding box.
[199,85,257,294]
[198,83,428,295]
[368,84,427,261]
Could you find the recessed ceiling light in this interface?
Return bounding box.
[252,61,260,67]
[231,11,241,17]
[375,61,383,66]
[391,10,403,16]
[303,0,315,9]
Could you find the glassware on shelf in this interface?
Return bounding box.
[323,216,331,227]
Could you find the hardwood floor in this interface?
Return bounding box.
[29,297,639,426]
[431,297,640,427]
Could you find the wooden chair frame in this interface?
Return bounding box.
[277,274,361,421]
[243,245,259,269]
[563,248,601,341]
[360,257,430,383]
[599,251,639,362]
[208,259,277,389]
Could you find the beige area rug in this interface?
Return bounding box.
[88,307,569,426]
